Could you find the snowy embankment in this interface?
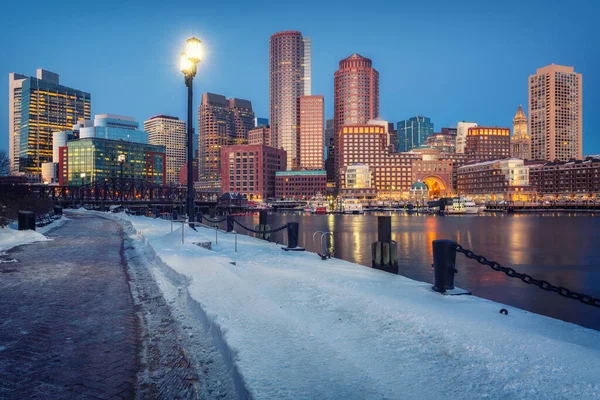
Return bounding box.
[106,212,600,400]
[0,217,68,253]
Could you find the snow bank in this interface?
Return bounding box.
[0,216,69,253]
[106,212,600,400]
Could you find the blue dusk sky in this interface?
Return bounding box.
[1,0,598,154]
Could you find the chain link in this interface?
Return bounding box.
[201,215,228,224]
[233,219,288,235]
[455,244,600,308]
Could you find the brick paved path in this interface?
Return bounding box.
[0,214,138,399]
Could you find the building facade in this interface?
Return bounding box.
[424,128,457,154]
[275,170,327,200]
[254,117,269,127]
[299,95,324,170]
[397,116,434,152]
[269,31,311,170]
[529,64,582,162]
[511,105,531,160]
[58,138,165,186]
[456,121,477,154]
[220,144,286,200]
[528,158,600,198]
[457,159,531,200]
[465,126,510,161]
[80,114,148,143]
[198,93,254,181]
[248,126,271,146]
[411,147,454,198]
[9,69,91,179]
[144,115,186,185]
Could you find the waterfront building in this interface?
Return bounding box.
[511,105,531,160]
[465,126,510,161]
[411,147,454,198]
[409,181,429,204]
[221,144,286,200]
[275,170,327,200]
[9,69,91,179]
[299,95,324,170]
[456,122,477,154]
[270,31,311,170]
[248,126,271,146]
[144,115,186,185]
[439,153,471,191]
[424,128,457,154]
[254,117,269,128]
[527,157,600,199]
[345,163,371,189]
[58,138,165,186]
[529,64,582,162]
[396,116,434,152]
[198,93,255,182]
[457,158,532,201]
[336,124,420,199]
[80,114,148,143]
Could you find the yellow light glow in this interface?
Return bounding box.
[186,37,202,63]
[180,53,194,73]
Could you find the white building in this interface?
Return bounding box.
[144,115,186,185]
[345,163,371,188]
[456,121,477,154]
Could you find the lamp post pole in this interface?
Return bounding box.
[180,37,202,225]
[118,154,126,202]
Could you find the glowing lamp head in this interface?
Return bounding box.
[180,53,194,74]
[80,172,86,179]
[185,37,202,63]
[118,154,126,163]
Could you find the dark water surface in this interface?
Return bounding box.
[233,211,600,331]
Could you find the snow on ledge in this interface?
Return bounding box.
[0,216,69,253]
[102,211,600,399]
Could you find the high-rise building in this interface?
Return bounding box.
[254,117,269,127]
[529,64,582,161]
[8,69,91,179]
[198,93,254,181]
[269,31,311,170]
[456,122,477,154]
[465,127,511,161]
[325,119,334,152]
[511,105,531,160]
[388,122,398,153]
[396,116,434,152]
[299,95,324,170]
[248,126,271,146]
[221,144,286,200]
[80,114,148,143]
[144,115,186,185]
[275,170,327,200]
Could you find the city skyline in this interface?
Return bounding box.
[1,0,599,156]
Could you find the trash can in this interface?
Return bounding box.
[18,211,36,231]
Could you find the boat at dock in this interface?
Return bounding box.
[341,198,364,214]
[446,197,479,214]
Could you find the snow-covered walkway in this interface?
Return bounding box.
[108,212,600,399]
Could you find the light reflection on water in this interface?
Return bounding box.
[234,211,600,331]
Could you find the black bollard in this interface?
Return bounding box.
[18,211,35,231]
[226,215,235,232]
[432,240,458,293]
[54,205,63,216]
[209,207,216,218]
[282,222,305,251]
[372,216,398,271]
[259,210,268,226]
[378,216,392,242]
[256,210,270,240]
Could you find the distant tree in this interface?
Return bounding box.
[0,149,9,176]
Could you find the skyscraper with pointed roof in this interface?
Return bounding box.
[511,105,531,160]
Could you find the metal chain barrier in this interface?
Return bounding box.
[455,244,600,308]
[233,219,288,235]
[201,215,228,224]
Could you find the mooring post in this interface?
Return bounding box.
[282,222,304,251]
[371,216,398,270]
[226,215,235,232]
[256,210,270,240]
[432,240,458,293]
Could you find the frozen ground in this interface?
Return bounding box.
[0,216,68,253]
[102,211,600,400]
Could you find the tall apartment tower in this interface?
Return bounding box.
[269,31,311,170]
[529,64,582,161]
[396,116,434,152]
[198,93,254,181]
[298,95,324,170]
[511,105,531,160]
[144,115,186,185]
[334,53,379,183]
[456,121,478,154]
[8,69,91,178]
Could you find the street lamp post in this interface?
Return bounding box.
[180,37,202,224]
[80,172,86,206]
[118,154,126,202]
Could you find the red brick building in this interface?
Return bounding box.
[220,144,286,200]
[275,170,327,200]
[527,157,600,198]
[457,159,532,200]
[465,127,510,161]
[299,95,324,170]
[248,126,271,146]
